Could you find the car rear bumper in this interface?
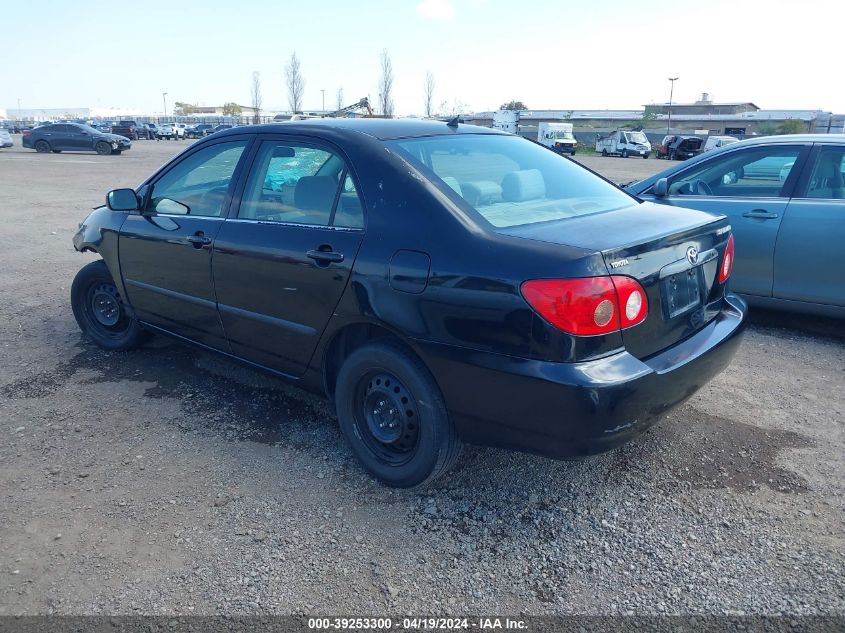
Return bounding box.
[414,294,747,459]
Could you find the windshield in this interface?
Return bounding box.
[389,134,635,228]
[625,131,648,144]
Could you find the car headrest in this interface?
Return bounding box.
[294,176,337,212]
[461,181,503,206]
[501,169,546,202]
[441,176,463,196]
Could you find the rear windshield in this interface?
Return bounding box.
[389,134,634,228]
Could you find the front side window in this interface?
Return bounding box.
[238,141,364,228]
[147,140,247,217]
[668,146,802,198]
[803,146,845,199]
[390,134,634,228]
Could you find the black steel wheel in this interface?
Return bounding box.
[71,260,150,350]
[34,140,51,153]
[95,141,112,155]
[335,341,461,487]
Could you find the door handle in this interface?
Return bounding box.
[306,249,344,264]
[186,234,212,248]
[742,210,779,219]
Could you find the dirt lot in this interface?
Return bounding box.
[0,139,843,617]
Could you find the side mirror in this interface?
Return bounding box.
[106,188,139,211]
[653,177,669,197]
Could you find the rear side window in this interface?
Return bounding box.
[389,134,633,228]
[238,141,364,228]
[802,146,845,199]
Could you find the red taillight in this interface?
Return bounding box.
[719,234,735,284]
[521,275,648,336]
[22,130,32,137]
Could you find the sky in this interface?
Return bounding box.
[2,0,844,116]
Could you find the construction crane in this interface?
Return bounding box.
[323,97,374,118]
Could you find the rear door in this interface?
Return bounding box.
[119,137,251,349]
[639,143,810,298]
[773,143,845,307]
[212,137,366,376]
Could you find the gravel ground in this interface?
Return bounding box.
[0,139,843,617]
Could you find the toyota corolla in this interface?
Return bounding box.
[71,119,746,487]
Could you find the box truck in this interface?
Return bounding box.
[537,122,577,155]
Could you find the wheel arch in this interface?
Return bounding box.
[320,321,431,401]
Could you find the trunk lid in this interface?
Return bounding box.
[499,201,732,359]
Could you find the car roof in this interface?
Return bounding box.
[215,118,507,141]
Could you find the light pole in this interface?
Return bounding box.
[321,89,326,114]
[667,77,678,135]
[162,92,168,118]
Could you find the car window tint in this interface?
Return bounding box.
[668,146,802,198]
[148,141,247,217]
[238,142,350,227]
[803,147,845,199]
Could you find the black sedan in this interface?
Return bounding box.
[70,119,746,487]
[23,123,131,155]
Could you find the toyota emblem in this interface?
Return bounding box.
[686,246,699,265]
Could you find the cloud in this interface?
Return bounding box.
[417,0,455,19]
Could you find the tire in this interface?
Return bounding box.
[51,149,62,153]
[71,260,150,351]
[34,140,51,153]
[571,150,576,156]
[334,341,462,488]
[669,150,677,161]
[132,133,139,141]
[601,149,608,157]
[95,141,112,155]
[643,154,649,159]
[621,149,629,158]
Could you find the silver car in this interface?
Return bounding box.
[0,128,12,148]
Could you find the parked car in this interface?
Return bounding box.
[0,129,12,148]
[703,135,739,153]
[208,124,234,135]
[22,123,131,155]
[70,119,746,487]
[143,123,160,139]
[626,134,845,318]
[111,121,151,140]
[158,123,186,139]
[186,123,214,138]
[655,135,704,160]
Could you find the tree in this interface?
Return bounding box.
[423,71,435,118]
[500,100,527,111]
[285,52,305,113]
[251,71,262,123]
[222,102,242,116]
[174,101,195,116]
[336,87,344,112]
[436,98,468,118]
[378,49,394,117]
[778,119,803,134]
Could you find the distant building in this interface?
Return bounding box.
[645,93,760,116]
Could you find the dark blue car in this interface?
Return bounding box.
[22,123,131,155]
[70,119,746,487]
[626,134,845,318]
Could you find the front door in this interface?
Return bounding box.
[212,138,366,376]
[118,138,250,349]
[642,144,808,298]
[773,144,845,307]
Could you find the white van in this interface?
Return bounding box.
[703,135,739,152]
